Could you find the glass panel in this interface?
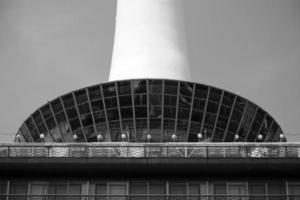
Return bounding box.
[149,181,165,200]
[30,183,47,200]
[75,89,88,104]
[227,183,247,200]
[108,182,126,200]
[88,85,102,101]
[248,182,266,200]
[69,184,82,200]
[164,80,178,95]
[0,182,6,200]
[169,182,187,200]
[9,182,27,200]
[48,182,67,200]
[194,84,208,99]
[130,181,147,200]
[62,94,75,109]
[102,83,117,97]
[289,183,300,200]
[268,182,286,200]
[118,81,132,95]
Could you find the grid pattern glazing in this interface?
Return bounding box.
[16,79,283,143]
[0,180,299,200]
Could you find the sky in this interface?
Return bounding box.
[0,0,299,142]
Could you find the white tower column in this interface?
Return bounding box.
[109,0,192,81]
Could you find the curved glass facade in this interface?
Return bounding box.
[16,79,283,143]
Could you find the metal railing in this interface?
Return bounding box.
[0,194,299,200]
[0,143,300,158]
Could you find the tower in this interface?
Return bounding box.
[109,0,192,81]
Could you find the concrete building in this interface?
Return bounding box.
[0,0,299,199]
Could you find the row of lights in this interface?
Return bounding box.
[17,132,285,143]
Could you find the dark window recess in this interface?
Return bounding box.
[121,108,133,119]
[41,104,53,120]
[91,100,104,112]
[149,95,162,106]
[88,86,102,101]
[135,107,147,118]
[75,89,88,104]
[180,82,193,97]
[134,94,147,106]
[102,83,116,97]
[206,102,219,113]
[164,95,177,106]
[195,84,208,99]
[193,99,206,111]
[81,114,93,126]
[222,92,235,106]
[51,99,63,114]
[179,96,191,108]
[62,94,75,108]
[105,97,118,108]
[149,106,162,118]
[78,103,91,115]
[94,111,106,123]
[69,119,81,130]
[149,80,163,94]
[191,111,203,122]
[117,81,132,95]
[66,108,78,119]
[107,109,120,121]
[164,80,178,95]
[119,95,132,107]
[164,107,176,118]
[132,80,147,94]
[209,88,222,102]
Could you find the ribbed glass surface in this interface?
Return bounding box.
[16,79,283,143]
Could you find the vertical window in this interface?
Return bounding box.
[288,183,300,200]
[169,182,187,200]
[227,183,247,200]
[30,183,47,200]
[149,182,165,200]
[48,182,67,200]
[268,182,286,200]
[0,182,7,200]
[69,184,82,200]
[130,182,147,200]
[9,182,28,200]
[248,182,266,200]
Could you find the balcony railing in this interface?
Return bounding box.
[0,143,300,159]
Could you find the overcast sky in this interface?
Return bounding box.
[0,0,299,142]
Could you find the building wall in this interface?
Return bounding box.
[1,179,300,199]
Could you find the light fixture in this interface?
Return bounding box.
[121,133,126,141]
[257,134,263,141]
[197,133,203,142]
[171,134,177,142]
[234,134,239,141]
[97,134,103,142]
[146,134,151,143]
[73,134,78,141]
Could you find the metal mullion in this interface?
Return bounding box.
[174,81,181,136]
[30,115,41,139]
[59,97,74,138]
[222,96,237,142]
[211,91,224,141]
[160,80,165,142]
[5,180,9,200]
[131,80,137,141]
[115,82,124,138]
[100,85,111,141]
[265,120,275,142]
[285,179,289,200]
[146,80,150,136]
[47,103,65,141]
[23,122,35,142]
[244,107,259,142]
[200,87,211,134]
[72,92,87,142]
[186,83,196,142]
[235,101,249,139]
[86,88,98,140]
[254,113,267,142]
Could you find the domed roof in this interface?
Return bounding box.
[16,79,283,143]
